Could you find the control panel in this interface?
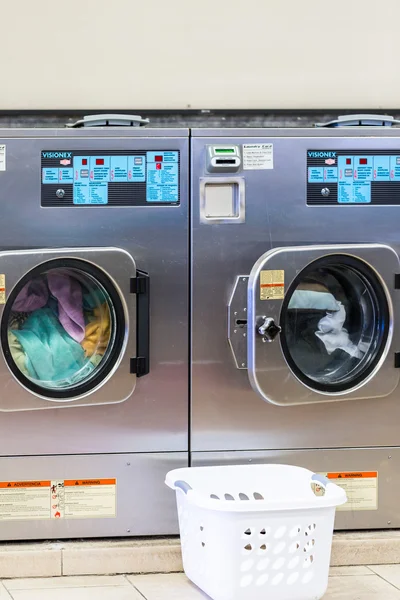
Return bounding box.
[307,149,400,205]
[41,150,180,207]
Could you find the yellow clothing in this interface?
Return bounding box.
[82,303,111,358]
[8,330,29,376]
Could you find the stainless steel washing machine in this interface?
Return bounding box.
[0,125,189,539]
[191,125,400,529]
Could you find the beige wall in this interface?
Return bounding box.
[0,0,399,110]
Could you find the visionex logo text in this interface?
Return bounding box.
[42,152,72,159]
[308,151,337,158]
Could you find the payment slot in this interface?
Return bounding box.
[206,145,241,173]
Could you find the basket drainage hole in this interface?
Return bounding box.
[244,529,252,536]
[244,544,253,551]
[224,493,235,501]
[260,544,267,551]
[210,494,219,500]
[254,492,264,500]
[200,526,204,531]
[260,529,266,535]
[239,493,249,500]
[201,542,205,548]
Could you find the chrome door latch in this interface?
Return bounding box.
[257,317,281,343]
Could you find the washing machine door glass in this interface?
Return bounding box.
[2,259,125,399]
[247,244,399,405]
[281,255,389,393]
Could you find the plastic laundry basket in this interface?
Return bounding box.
[166,465,346,600]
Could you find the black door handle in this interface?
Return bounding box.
[130,270,150,377]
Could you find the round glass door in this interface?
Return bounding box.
[1,258,126,400]
[280,255,390,393]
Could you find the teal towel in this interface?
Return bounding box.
[13,308,94,387]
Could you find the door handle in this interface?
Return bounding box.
[130,270,150,377]
[257,317,281,342]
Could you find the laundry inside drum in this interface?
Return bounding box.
[282,260,388,392]
[6,266,113,391]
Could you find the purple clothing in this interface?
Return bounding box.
[47,272,85,343]
[13,279,48,312]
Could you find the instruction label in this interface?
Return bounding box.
[0,478,116,521]
[325,472,378,511]
[243,143,273,170]
[0,145,5,171]
[0,274,6,304]
[64,479,116,519]
[0,481,51,520]
[260,269,284,300]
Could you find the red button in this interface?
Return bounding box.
[156,163,162,170]
[82,159,88,165]
[155,155,163,162]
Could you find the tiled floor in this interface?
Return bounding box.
[2,567,400,599]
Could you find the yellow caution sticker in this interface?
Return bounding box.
[0,274,6,304]
[260,270,284,300]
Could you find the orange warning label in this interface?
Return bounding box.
[323,471,378,511]
[0,481,50,488]
[0,478,116,521]
[327,472,377,479]
[64,479,116,487]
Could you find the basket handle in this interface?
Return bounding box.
[311,473,329,497]
[174,480,192,495]
[311,474,329,487]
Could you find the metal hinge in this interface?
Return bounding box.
[315,114,400,128]
[130,357,147,376]
[395,274,400,289]
[67,114,149,128]
[395,353,400,369]
[130,275,149,294]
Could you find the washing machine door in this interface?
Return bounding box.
[0,247,148,410]
[247,244,399,405]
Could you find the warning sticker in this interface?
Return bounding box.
[64,479,116,519]
[325,472,378,512]
[0,145,5,171]
[243,143,273,170]
[0,478,116,521]
[260,270,285,300]
[0,275,6,305]
[0,481,51,521]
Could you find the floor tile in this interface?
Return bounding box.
[0,583,11,599]
[325,574,400,599]
[4,576,129,590]
[369,565,400,589]
[330,566,374,576]
[8,587,142,600]
[128,573,209,599]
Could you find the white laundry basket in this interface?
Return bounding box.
[166,465,346,600]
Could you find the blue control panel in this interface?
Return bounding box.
[41,150,180,207]
[307,150,400,206]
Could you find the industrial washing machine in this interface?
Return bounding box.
[191,121,400,529]
[0,122,189,539]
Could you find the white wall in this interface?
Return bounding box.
[0,0,399,110]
